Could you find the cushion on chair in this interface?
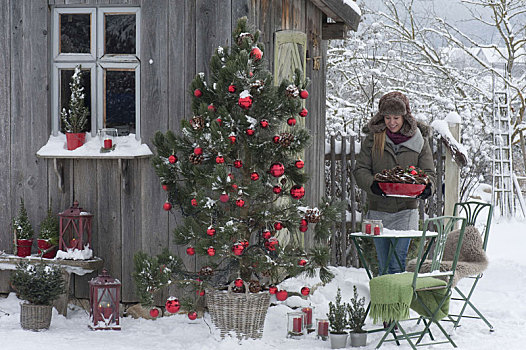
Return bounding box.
[406,225,488,286]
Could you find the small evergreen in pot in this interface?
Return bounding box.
[12,198,34,257]
[348,285,368,347]
[38,207,59,259]
[61,65,89,150]
[11,262,65,330]
[327,287,349,349]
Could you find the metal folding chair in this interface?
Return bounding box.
[372,216,467,349]
[449,201,494,331]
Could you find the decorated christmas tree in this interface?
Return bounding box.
[147,18,337,303]
[61,65,88,133]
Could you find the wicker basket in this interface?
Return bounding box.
[20,303,53,331]
[206,282,270,339]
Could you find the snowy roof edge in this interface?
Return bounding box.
[310,0,361,32]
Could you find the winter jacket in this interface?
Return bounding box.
[354,123,436,213]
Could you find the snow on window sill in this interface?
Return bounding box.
[37,132,153,159]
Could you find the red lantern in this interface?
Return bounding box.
[206,227,216,236]
[194,147,203,155]
[236,198,245,207]
[234,160,243,168]
[238,96,253,109]
[287,117,297,126]
[216,155,225,164]
[193,89,202,97]
[228,84,236,93]
[262,230,271,239]
[188,311,197,320]
[219,192,229,203]
[270,163,285,177]
[234,278,244,288]
[276,290,288,301]
[165,297,181,314]
[59,201,93,251]
[89,269,121,330]
[207,247,216,256]
[246,128,255,136]
[191,198,198,206]
[163,202,172,211]
[168,155,177,163]
[273,185,282,194]
[269,286,278,294]
[300,90,309,99]
[186,247,195,255]
[250,47,263,61]
[299,108,308,117]
[229,135,237,144]
[274,222,283,230]
[250,172,260,181]
[301,287,310,296]
[260,119,269,128]
[290,185,305,199]
[295,159,304,169]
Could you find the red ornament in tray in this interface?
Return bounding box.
[375,165,429,197]
[378,182,425,197]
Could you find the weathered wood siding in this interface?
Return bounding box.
[0,0,328,303]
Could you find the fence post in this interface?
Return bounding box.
[444,121,460,216]
[330,136,338,265]
[340,136,348,265]
[349,135,359,267]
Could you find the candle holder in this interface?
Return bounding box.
[301,306,315,332]
[361,219,372,234]
[98,128,118,152]
[287,311,305,339]
[316,318,329,340]
[372,219,383,235]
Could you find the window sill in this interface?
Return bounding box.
[37,133,153,159]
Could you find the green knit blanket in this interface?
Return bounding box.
[369,272,450,324]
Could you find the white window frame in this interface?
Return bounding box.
[51,7,141,140]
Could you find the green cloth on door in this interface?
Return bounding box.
[369,272,450,324]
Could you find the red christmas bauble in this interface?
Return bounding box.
[162,184,169,191]
[270,163,285,177]
[273,185,282,194]
[238,96,253,110]
[234,159,243,168]
[208,104,216,112]
[216,155,225,164]
[298,259,307,266]
[290,185,305,199]
[274,222,283,231]
[299,108,308,117]
[188,311,197,320]
[300,287,310,296]
[269,286,278,294]
[219,193,229,203]
[260,119,269,128]
[250,47,263,61]
[229,135,237,144]
[300,90,309,99]
[276,290,288,301]
[206,227,216,236]
[236,198,245,207]
[234,278,244,288]
[232,244,244,256]
[295,159,304,169]
[163,202,172,211]
[196,289,205,296]
[262,230,272,239]
[300,219,308,226]
[216,118,222,125]
[149,308,159,318]
[265,237,279,251]
[250,172,259,181]
[231,184,238,191]
[168,155,177,164]
[228,173,235,180]
[249,71,254,77]
[273,135,280,143]
[287,117,297,126]
[241,240,249,248]
[228,84,236,93]
[207,247,216,256]
[165,298,181,313]
[246,128,255,136]
[194,89,202,97]
[194,147,203,155]
[299,225,308,232]
[186,247,195,255]
[191,198,198,206]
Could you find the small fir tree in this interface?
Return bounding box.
[12,198,33,240]
[61,65,89,133]
[347,285,367,333]
[39,206,59,246]
[327,287,348,334]
[11,262,65,305]
[149,17,338,298]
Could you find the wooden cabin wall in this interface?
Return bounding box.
[0,0,328,303]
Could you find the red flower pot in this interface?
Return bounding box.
[66,132,86,150]
[37,239,57,259]
[16,239,33,257]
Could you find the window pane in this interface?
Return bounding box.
[105,69,136,135]
[60,69,92,133]
[60,14,91,53]
[105,14,136,55]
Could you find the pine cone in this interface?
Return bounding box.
[248,280,262,293]
[250,80,264,92]
[236,33,254,46]
[190,116,205,130]
[189,153,203,165]
[198,266,214,276]
[285,84,299,98]
[279,132,294,147]
[305,208,321,223]
[231,284,246,293]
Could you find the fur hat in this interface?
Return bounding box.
[368,91,418,137]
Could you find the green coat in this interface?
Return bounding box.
[354,125,436,213]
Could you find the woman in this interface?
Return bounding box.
[354,91,436,275]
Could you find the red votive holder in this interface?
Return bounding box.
[366,223,372,234]
[317,318,329,340]
[104,139,112,149]
[302,306,314,330]
[287,311,305,339]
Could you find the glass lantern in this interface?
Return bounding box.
[361,219,372,234]
[287,311,305,339]
[316,318,329,340]
[98,128,118,151]
[371,219,383,235]
[89,269,121,330]
[302,306,315,331]
[58,200,93,251]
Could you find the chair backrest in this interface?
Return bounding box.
[453,201,493,251]
[412,216,467,288]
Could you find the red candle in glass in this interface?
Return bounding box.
[374,225,381,235]
[365,223,372,234]
[104,139,112,149]
[293,317,302,333]
[302,307,313,327]
[318,320,329,337]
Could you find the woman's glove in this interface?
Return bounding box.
[417,183,432,200]
[370,181,386,196]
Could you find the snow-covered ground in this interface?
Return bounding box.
[0,218,524,350]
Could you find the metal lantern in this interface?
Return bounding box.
[58,200,93,251]
[286,311,305,339]
[89,269,121,330]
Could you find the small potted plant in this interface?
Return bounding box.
[38,206,59,259]
[61,64,89,150]
[12,198,34,257]
[327,287,349,349]
[11,261,65,330]
[348,285,368,347]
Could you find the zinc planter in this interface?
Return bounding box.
[20,303,53,331]
[350,332,368,347]
[329,332,348,349]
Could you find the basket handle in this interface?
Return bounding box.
[227,280,250,300]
